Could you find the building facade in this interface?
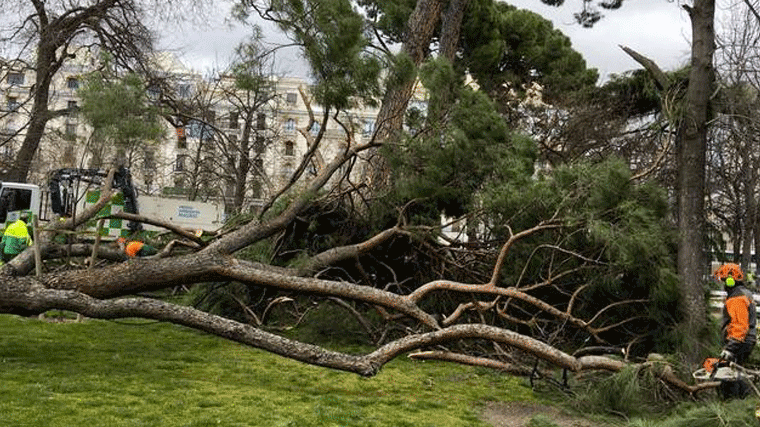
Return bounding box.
[1,52,381,215]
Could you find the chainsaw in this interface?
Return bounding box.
[694,358,760,422]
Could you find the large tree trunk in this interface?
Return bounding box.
[367,0,447,189]
[677,0,715,365]
[438,0,469,61]
[375,0,447,133]
[234,116,253,212]
[6,42,58,182]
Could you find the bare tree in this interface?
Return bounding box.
[211,37,280,213]
[708,1,760,272]
[0,0,210,183]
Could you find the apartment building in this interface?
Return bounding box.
[0,52,381,214]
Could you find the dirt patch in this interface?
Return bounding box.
[481,401,605,427]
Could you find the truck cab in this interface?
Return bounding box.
[0,182,42,223]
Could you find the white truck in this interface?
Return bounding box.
[0,167,224,238]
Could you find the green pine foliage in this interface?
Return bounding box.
[570,365,672,419]
[483,158,679,352]
[79,66,165,146]
[382,58,535,221]
[627,400,760,427]
[461,1,599,100]
[279,0,382,110]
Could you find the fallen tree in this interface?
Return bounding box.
[0,148,711,398]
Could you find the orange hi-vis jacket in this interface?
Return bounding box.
[722,285,757,350]
[124,241,145,258]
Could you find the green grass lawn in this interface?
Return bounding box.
[0,314,535,426]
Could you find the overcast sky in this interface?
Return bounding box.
[160,0,694,84]
[508,0,693,82]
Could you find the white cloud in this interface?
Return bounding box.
[508,0,692,82]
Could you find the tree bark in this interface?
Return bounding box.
[368,0,447,189]
[7,42,58,182]
[439,0,469,61]
[678,0,715,364]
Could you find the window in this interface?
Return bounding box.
[205,110,216,125]
[286,93,297,105]
[175,154,187,171]
[309,121,320,136]
[147,85,160,99]
[201,155,214,173]
[7,73,23,86]
[252,158,264,179]
[255,136,266,154]
[256,112,266,130]
[284,141,295,157]
[229,112,239,129]
[284,118,295,132]
[2,188,31,222]
[62,145,75,166]
[67,100,77,116]
[0,145,14,160]
[178,84,191,98]
[363,119,375,137]
[7,97,19,112]
[143,150,155,171]
[281,162,294,179]
[0,187,33,221]
[66,77,79,90]
[186,121,201,138]
[251,179,263,199]
[200,125,214,142]
[65,123,77,137]
[176,127,187,149]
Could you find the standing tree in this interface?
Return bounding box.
[0,0,209,183]
[676,0,715,364]
[214,35,279,213]
[597,0,718,363]
[708,1,760,273]
[78,65,165,169]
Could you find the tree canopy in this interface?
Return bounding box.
[461,1,598,100]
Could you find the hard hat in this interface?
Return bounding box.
[714,263,745,285]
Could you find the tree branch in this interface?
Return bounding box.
[619,45,671,90]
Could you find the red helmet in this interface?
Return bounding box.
[713,263,745,282]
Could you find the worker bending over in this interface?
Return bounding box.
[117,237,158,258]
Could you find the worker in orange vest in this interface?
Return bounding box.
[713,263,756,399]
[117,237,158,258]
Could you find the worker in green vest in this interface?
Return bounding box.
[0,214,32,262]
